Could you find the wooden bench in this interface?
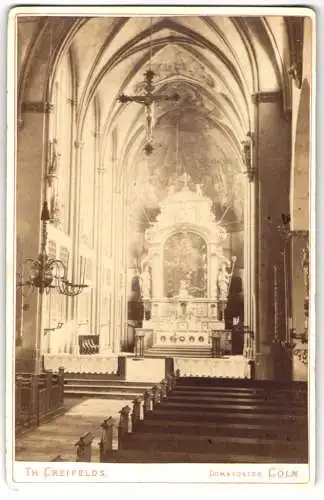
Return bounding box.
[15,368,65,432]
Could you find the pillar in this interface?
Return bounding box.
[252,91,292,380]
[151,249,162,298]
[209,245,219,299]
[71,139,84,355]
[243,179,251,327]
[16,101,52,372]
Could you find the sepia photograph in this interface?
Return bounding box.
[6,5,315,485]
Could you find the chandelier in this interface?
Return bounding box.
[17,200,88,297]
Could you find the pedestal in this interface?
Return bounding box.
[211,330,232,357]
[134,331,145,358]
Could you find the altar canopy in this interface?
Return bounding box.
[164,231,207,298]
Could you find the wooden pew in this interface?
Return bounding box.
[15,368,65,433]
[100,373,178,462]
[75,432,95,462]
[99,417,117,461]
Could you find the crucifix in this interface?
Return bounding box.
[118,69,180,155]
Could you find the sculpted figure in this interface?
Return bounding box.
[217,263,231,301]
[140,266,151,300]
[178,279,190,298]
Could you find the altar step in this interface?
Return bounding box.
[145,345,212,358]
[64,375,152,399]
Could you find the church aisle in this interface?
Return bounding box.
[15,398,132,463]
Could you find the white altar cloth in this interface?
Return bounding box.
[174,356,247,379]
[44,354,119,374]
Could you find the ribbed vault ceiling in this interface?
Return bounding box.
[19,14,291,237]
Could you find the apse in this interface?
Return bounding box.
[125,77,245,267]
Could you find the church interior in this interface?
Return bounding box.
[14,13,312,464]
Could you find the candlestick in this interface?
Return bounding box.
[79,256,82,283]
[82,258,86,284]
[288,317,293,344]
[66,252,70,278]
[273,265,279,341]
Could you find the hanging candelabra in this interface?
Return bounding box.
[273,264,279,343]
[269,214,302,354]
[17,200,88,297]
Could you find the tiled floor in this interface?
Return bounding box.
[15,398,133,462]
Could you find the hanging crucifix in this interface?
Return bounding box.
[117,19,179,155]
[118,69,179,155]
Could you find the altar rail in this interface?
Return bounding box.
[15,369,65,434]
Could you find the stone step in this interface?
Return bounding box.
[120,431,307,459]
[101,448,306,464]
[146,347,211,351]
[64,381,152,392]
[147,345,212,350]
[64,377,149,385]
[64,389,143,400]
[62,373,123,381]
[146,349,212,353]
[145,347,212,358]
[145,352,212,358]
[134,419,306,440]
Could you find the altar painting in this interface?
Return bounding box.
[163,231,207,298]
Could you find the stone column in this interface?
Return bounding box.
[209,245,219,299]
[111,189,121,352]
[16,101,52,372]
[151,249,162,298]
[119,180,128,351]
[243,179,251,327]
[71,139,84,355]
[252,91,292,381]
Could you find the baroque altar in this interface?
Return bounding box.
[142,173,231,346]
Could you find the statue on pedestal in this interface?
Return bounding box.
[217,263,231,301]
[140,266,151,300]
[178,279,191,299]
